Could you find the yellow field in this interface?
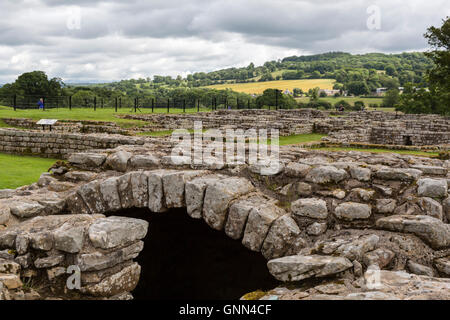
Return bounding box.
[205,79,336,94]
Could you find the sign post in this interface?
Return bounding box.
[37,119,58,131]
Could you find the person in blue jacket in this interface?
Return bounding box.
[37,98,44,109]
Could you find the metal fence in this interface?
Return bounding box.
[0,93,286,112]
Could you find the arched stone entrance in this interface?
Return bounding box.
[119,208,279,300]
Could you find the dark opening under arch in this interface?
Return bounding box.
[116,207,280,300]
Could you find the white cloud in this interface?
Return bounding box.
[0,0,448,83]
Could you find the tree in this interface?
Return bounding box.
[308,87,320,102]
[383,89,400,108]
[256,89,296,109]
[0,71,64,97]
[398,17,450,115]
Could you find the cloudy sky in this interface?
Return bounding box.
[0,0,448,83]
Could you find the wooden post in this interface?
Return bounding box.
[69,96,72,110]
[183,99,186,113]
[197,99,200,112]
[94,97,97,111]
[115,97,118,112]
[167,98,170,113]
[13,95,17,111]
[43,97,45,111]
[134,98,137,113]
[152,99,154,113]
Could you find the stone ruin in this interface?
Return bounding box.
[121,109,450,147]
[0,135,449,300]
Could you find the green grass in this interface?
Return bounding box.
[0,153,58,189]
[311,147,439,157]
[0,106,212,128]
[278,133,327,146]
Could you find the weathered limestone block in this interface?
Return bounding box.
[104,151,132,172]
[80,263,141,297]
[0,207,10,225]
[130,172,149,208]
[411,165,448,176]
[267,255,353,282]
[186,175,223,219]
[0,189,14,200]
[351,188,375,202]
[242,205,281,252]
[76,241,144,272]
[0,274,22,289]
[305,166,347,184]
[66,191,91,215]
[81,261,133,285]
[116,173,134,209]
[363,270,450,300]
[128,154,160,170]
[261,215,301,259]
[68,153,107,168]
[362,248,395,268]
[147,170,168,213]
[0,259,21,274]
[313,235,379,261]
[34,254,64,268]
[376,199,397,214]
[418,197,443,220]
[53,224,85,253]
[162,171,204,208]
[284,163,311,178]
[291,198,328,219]
[203,177,255,230]
[88,216,148,250]
[78,181,107,214]
[434,257,450,276]
[334,202,372,221]
[15,254,31,269]
[15,234,29,254]
[349,166,371,182]
[417,178,448,198]
[30,232,53,251]
[444,197,450,222]
[64,171,97,182]
[37,173,57,187]
[9,201,45,219]
[99,177,122,212]
[47,266,67,281]
[225,198,259,240]
[374,168,422,181]
[306,222,327,236]
[376,215,450,249]
[407,260,434,277]
[248,160,285,176]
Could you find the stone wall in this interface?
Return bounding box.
[0,128,146,158]
[1,118,130,135]
[0,143,449,300]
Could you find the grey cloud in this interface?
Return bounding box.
[0,0,448,82]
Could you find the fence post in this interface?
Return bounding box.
[69,96,72,110]
[152,99,154,113]
[115,97,118,112]
[94,97,97,111]
[197,99,200,112]
[13,95,17,111]
[134,98,137,113]
[43,97,45,111]
[167,98,170,113]
[275,90,278,110]
[183,100,186,113]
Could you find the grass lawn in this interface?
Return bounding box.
[205,79,336,94]
[0,153,58,189]
[278,133,327,146]
[311,147,439,157]
[0,106,213,128]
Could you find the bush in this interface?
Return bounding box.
[334,100,351,110]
